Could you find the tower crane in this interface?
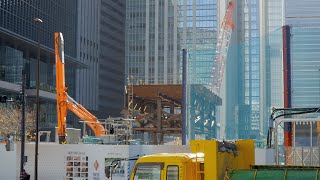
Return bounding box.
[55,32,107,144]
[210,0,235,94]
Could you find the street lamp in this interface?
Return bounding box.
[33,17,43,180]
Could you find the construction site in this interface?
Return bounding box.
[2,0,320,179]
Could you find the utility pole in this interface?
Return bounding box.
[33,17,43,180]
[20,70,26,180]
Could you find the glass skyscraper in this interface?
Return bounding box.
[98,0,126,116]
[76,0,126,117]
[0,0,78,128]
[224,0,262,140]
[126,0,178,84]
[126,0,220,140]
[243,0,260,138]
[285,0,320,147]
[223,0,284,141]
[286,0,320,108]
[177,0,217,85]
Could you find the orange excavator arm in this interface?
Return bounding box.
[54,32,106,144]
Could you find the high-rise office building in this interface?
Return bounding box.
[223,0,284,140]
[223,0,262,140]
[99,0,126,116]
[126,0,220,140]
[285,0,320,108]
[126,0,217,85]
[126,0,179,84]
[0,0,78,128]
[76,1,100,111]
[284,0,320,147]
[76,0,126,117]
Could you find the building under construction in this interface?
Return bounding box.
[125,84,221,145]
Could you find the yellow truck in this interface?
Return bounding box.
[129,139,320,180]
[129,139,254,180]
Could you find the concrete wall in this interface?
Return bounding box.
[14,143,189,180]
[255,148,275,165]
[0,144,17,180]
[0,143,274,180]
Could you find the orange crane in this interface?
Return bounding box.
[54,32,107,144]
[210,0,235,94]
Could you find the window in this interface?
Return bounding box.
[166,166,179,180]
[134,163,162,180]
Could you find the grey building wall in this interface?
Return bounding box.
[99,0,126,116]
[286,0,320,26]
[126,0,179,85]
[285,0,320,146]
[76,0,100,111]
[285,0,320,108]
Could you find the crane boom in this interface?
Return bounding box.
[211,0,235,94]
[54,32,106,144]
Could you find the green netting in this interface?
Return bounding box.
[225,170,255,180]
[251,165,320,169]
[286,170,317,180]
[226,169,320,180]
[255,170,285,180]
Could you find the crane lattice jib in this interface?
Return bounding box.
[211,0,235,94]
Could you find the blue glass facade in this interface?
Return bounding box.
[178,0,220,140]
[178,0,217,84]
[0,0,79,129]
[0,0,77,57]
[126,0,220,141]
[225,0,261,140]
[285,0,320,147]
[290,27,320,107]
[245,0,260,139]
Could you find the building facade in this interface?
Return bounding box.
[99,0,126,116]
[126,0,179,84]
[223,0,285,141]
[126,0,220,140]
[76,0,100,112]
[76,0,126,118]
[285,0,320,147]
[223,0,262,140]
[0,0,79,129]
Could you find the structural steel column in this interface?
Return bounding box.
[282,25,292,147]
[182,49,188,145]
[157,97,162,144]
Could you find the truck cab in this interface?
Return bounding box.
[130,153,204,180]
[130,140,255,180]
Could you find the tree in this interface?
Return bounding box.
[0,105,36,141]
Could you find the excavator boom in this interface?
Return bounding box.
[54,32,106,144]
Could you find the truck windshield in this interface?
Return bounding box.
[134,163,161,180]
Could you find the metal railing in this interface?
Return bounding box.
[284,146,320,166]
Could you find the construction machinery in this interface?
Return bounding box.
[54,32,107,144]
[130,139,254,180]
[210,0,234,94]
[129,139,320,180]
